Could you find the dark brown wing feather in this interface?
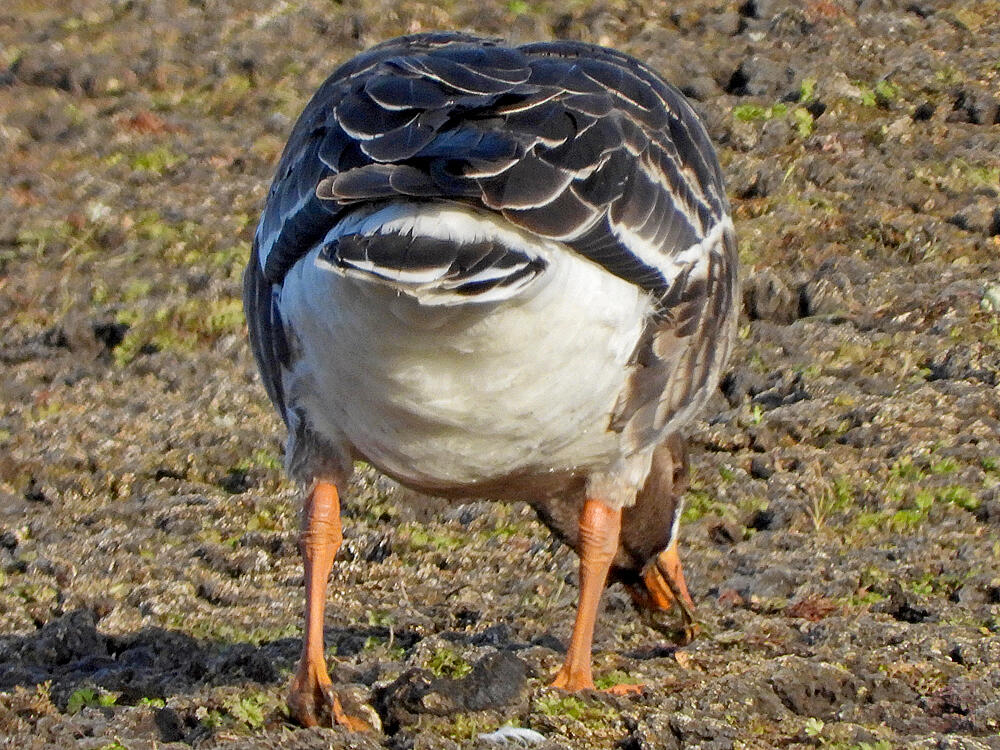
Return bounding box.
[243,242,292,426]
[253,33,729,297]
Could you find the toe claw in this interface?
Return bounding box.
[288,669,372,731]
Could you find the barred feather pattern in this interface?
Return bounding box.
[246,31,737,459]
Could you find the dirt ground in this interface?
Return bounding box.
[1,1,999,748]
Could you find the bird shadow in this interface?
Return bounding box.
[0,608,421,711]
[0,608,547,743]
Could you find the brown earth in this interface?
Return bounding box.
[1,1,999,748]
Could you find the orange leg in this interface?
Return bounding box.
[287,481,369,731]
[643,540,699,644]
[549,498,622,691]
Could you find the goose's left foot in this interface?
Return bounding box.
[288,659,371,731]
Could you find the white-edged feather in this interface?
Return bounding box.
[316,203,548,306]
[255,191,314,272]
[609,214,731,291]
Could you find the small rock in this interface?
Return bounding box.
[729,157,783,199]
[912,101,936,121]
[970,699,1000,734]
[749,457,774,480]
[924,347,998,386]
[373,668,434,733]
[884,116,913,141]
[619,644,675,662]
[757,117,796,151]
[12,44,96,94]
[906,3,935,18]
[726,55,797,98]
[374,652,527,732]
[800,272,852,317]
[974,497,1000,525]
[933,676,995,716]
[679,74,722,102]
[707,519,744,545]
[982,284,1000,313]
[737,0,787,21]
[218,468,254,493]
[704,11,741,36]
[747,508,775,530]
[948,89,1000,125]
[717,588,746,608]
[770,657,858,719]
[743,269,799,324]
[621,712,682,750]
[720,369,767,406]
[947,198,1000,237]
[445,651,527,712]
[875,582,932,623]
[748,425,779,452]
[784,596,838,621]
[93,320,129,352]
[0,529,17,550]
[804,99,826,120]
[40,326,70,350]
[751,386,805,410]
[724,566,798,600]
[670,713,738,749]
[19,609,108,671]
[530,633,565,653]
[195,579,242,607]
[825,71,869,103]
[751,370,810,410]
[955,573,1000,607]
[24,477,50,504]
[364,533,393,563]
[153,707,185,743]
[673,650,694,669]
[471,623,512,648]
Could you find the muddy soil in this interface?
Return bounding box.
[2,1,999,748]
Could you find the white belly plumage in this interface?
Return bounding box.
[278,230,653,491]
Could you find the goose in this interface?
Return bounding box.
[244,31,738,729]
